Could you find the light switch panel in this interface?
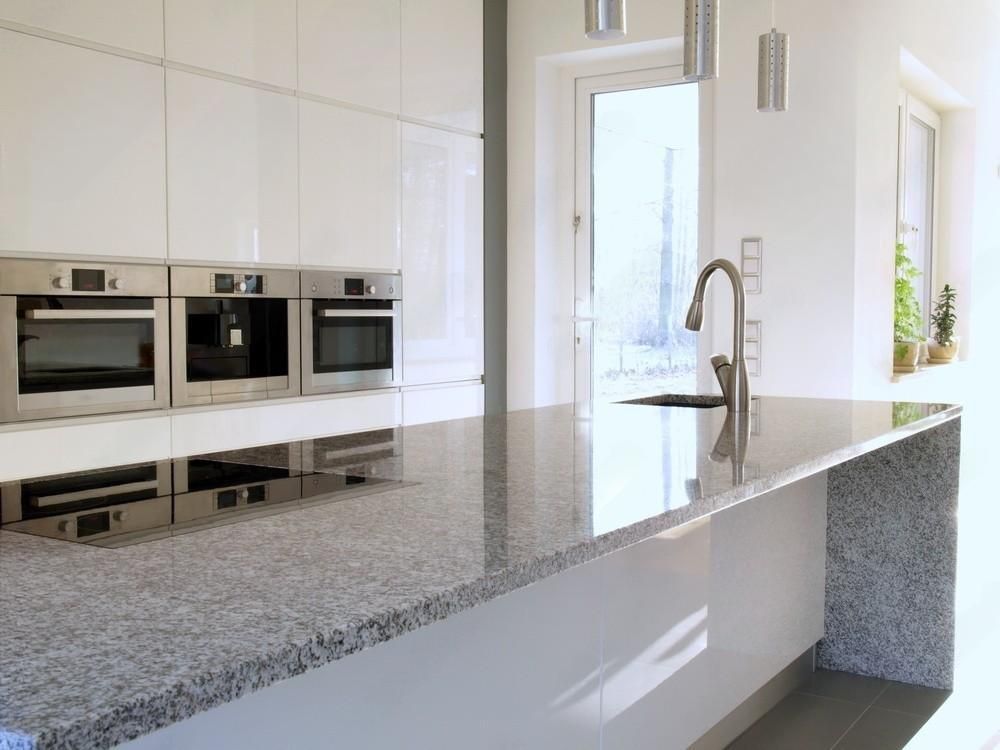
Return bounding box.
[741,237,763,294]
[745,319,761,377]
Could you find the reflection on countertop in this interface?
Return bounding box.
[0,395,960,750]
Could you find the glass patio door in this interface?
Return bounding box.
[574,68,702,412]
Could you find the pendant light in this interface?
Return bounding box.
[757,1,789,112]
[585,0,626,40]
[683,0,720,81]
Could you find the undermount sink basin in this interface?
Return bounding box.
[619,395,726,409]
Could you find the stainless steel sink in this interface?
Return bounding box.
[619,395,726,409]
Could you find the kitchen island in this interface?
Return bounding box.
[0,396,961,749]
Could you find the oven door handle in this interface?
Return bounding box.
[317,309,397,318]
[24,309,157,321]
[32,480,162,508]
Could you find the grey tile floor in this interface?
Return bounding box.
[725,669,950,750]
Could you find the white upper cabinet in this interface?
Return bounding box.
[166,70,298,266]
[0,0,164,57]
[298,0,400,113]
[401,124,483,385]
[164,0,296,89]
[0,31,167,260]
[299,99,400,271]
[401,0,483,133]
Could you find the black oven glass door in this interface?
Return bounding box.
[13,464,163,521]
[313,300,394,374]
[16,297,157,395]
[185,298,289,382]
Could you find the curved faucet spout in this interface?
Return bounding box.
[684,259,751,413]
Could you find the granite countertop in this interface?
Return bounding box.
[0,396,961,750]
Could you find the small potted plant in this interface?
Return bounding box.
[893,242,924,372]
[928,284,959,363]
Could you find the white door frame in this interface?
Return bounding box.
[573,66,713,413]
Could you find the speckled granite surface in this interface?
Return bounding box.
[819,417,961,688]
[0,396,960,749]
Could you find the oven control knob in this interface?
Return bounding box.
[311,284,318,293]
[53,276,71,290]
[235,280,248,293]
[113,510,129,522]
[389,286,395,295]
[367,285,376,295]
[58,519,76,535]
[109,278,125,291]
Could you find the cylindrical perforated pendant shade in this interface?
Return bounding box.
[757,28,789,112]
[683,0,720,81]
[585,0,626,40]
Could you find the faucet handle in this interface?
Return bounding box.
[710,354,732,403]
[710,354,731,371]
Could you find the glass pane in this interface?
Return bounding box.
[591,83,700,401]
[17,298,156,393]
[903,115,935,332]
[314,317,392,373]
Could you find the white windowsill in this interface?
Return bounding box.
[891,360,966,383]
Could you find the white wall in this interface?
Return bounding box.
[507,0,1000,408]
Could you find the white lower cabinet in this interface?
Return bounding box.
[0,30,167,260]
[170,391,402,457]
[402,382,484,426]
[121,474,827,750]
[0,415,171,482]
[165,69,299,266]
[401,124,483,385]
[299,99,400,270]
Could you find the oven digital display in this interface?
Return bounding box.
[214,274,235,293]
[344,278,365,296]
[72,269,105,292]
[76,511,111,537]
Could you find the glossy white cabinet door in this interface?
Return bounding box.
[0,0,163,56]
[401,0,483,132]
[401,124,483,385]
[165,0,296,88]
[298,0,400,113]
[166,70,299,266]
[402,382,484,426]
[0,31,167,259]
[299,99,400,270]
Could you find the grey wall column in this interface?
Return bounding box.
[483,0,507,415]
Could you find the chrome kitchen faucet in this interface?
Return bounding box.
[684,259,751,413]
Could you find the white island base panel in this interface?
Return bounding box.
[122,473,827,750]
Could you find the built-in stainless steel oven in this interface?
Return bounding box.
[0,461,173,547]
[301,271,402,395]
[170,266,300,407]
[0,259,170,422]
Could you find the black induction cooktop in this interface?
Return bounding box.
[0,430,405,547]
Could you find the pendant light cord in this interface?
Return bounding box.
[770,0,776,29]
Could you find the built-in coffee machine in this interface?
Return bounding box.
[170,266,300,406]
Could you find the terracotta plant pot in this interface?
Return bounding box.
[893,341,921,373]
[927,337,959,364]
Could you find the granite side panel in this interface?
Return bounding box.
[818,417,960,689]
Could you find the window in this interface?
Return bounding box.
[897,92,941,335]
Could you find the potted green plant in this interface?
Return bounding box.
[928,284,959,363]
[893,242,924,372]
